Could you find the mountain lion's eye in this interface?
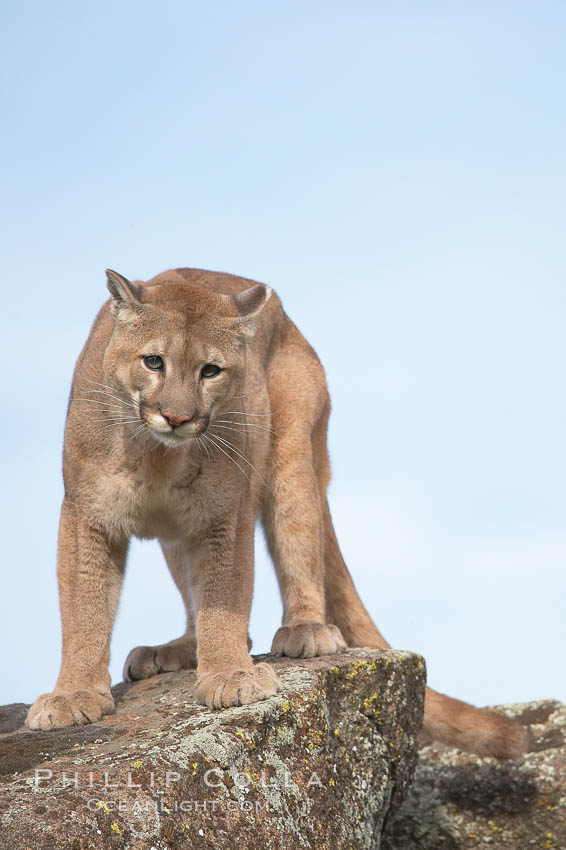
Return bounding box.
[143,355,164,371]
[201,364,221,379]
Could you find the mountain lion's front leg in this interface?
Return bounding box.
[123,540,253,682]
[26,499,127,730]
[263,356,346,658]
[192,508,280,709]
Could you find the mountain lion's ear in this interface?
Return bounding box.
[105,269,143,319]
[232,284,272,337]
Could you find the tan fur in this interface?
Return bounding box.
[26,268,529,760]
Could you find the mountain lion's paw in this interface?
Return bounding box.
[195,662,280,709]
[26,689,115,730]
[123,642,197,682]
[271,622,346,658]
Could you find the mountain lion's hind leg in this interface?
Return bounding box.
[123,540,198,681]
[263,348,346,658]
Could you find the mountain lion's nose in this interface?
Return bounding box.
[161,411,194,428]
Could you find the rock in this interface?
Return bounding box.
[384,700,566,850]
[0,649,425,849]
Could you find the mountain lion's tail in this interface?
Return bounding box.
[322,500,529,760]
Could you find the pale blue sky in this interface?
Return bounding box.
[1,2,564,709]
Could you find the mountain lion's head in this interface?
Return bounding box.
[101,269,271,448]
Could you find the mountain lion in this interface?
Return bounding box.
[26,267,528,760]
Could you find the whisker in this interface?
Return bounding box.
[128,423,149,442]
[212,419,275,434]
[85,409,137,417]
[210,423,250,436]
[205,434,250,482]
[92,416,140,422]
[73,399,132,409]
[210,423,275,440]
[208,431,265,483]
[202,434,216,460]
[85,391,137,408]
[199,435,212,461]
[98,419,142,427]
[82,378,119,390]
[81,378,135,397]
[219,410,277,418]
[75,387,137,409]
[76,408,133,416]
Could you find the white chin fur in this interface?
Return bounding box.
[149,430,193,448]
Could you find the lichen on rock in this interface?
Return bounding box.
[0,649,426,849]
[383,700,566,850]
